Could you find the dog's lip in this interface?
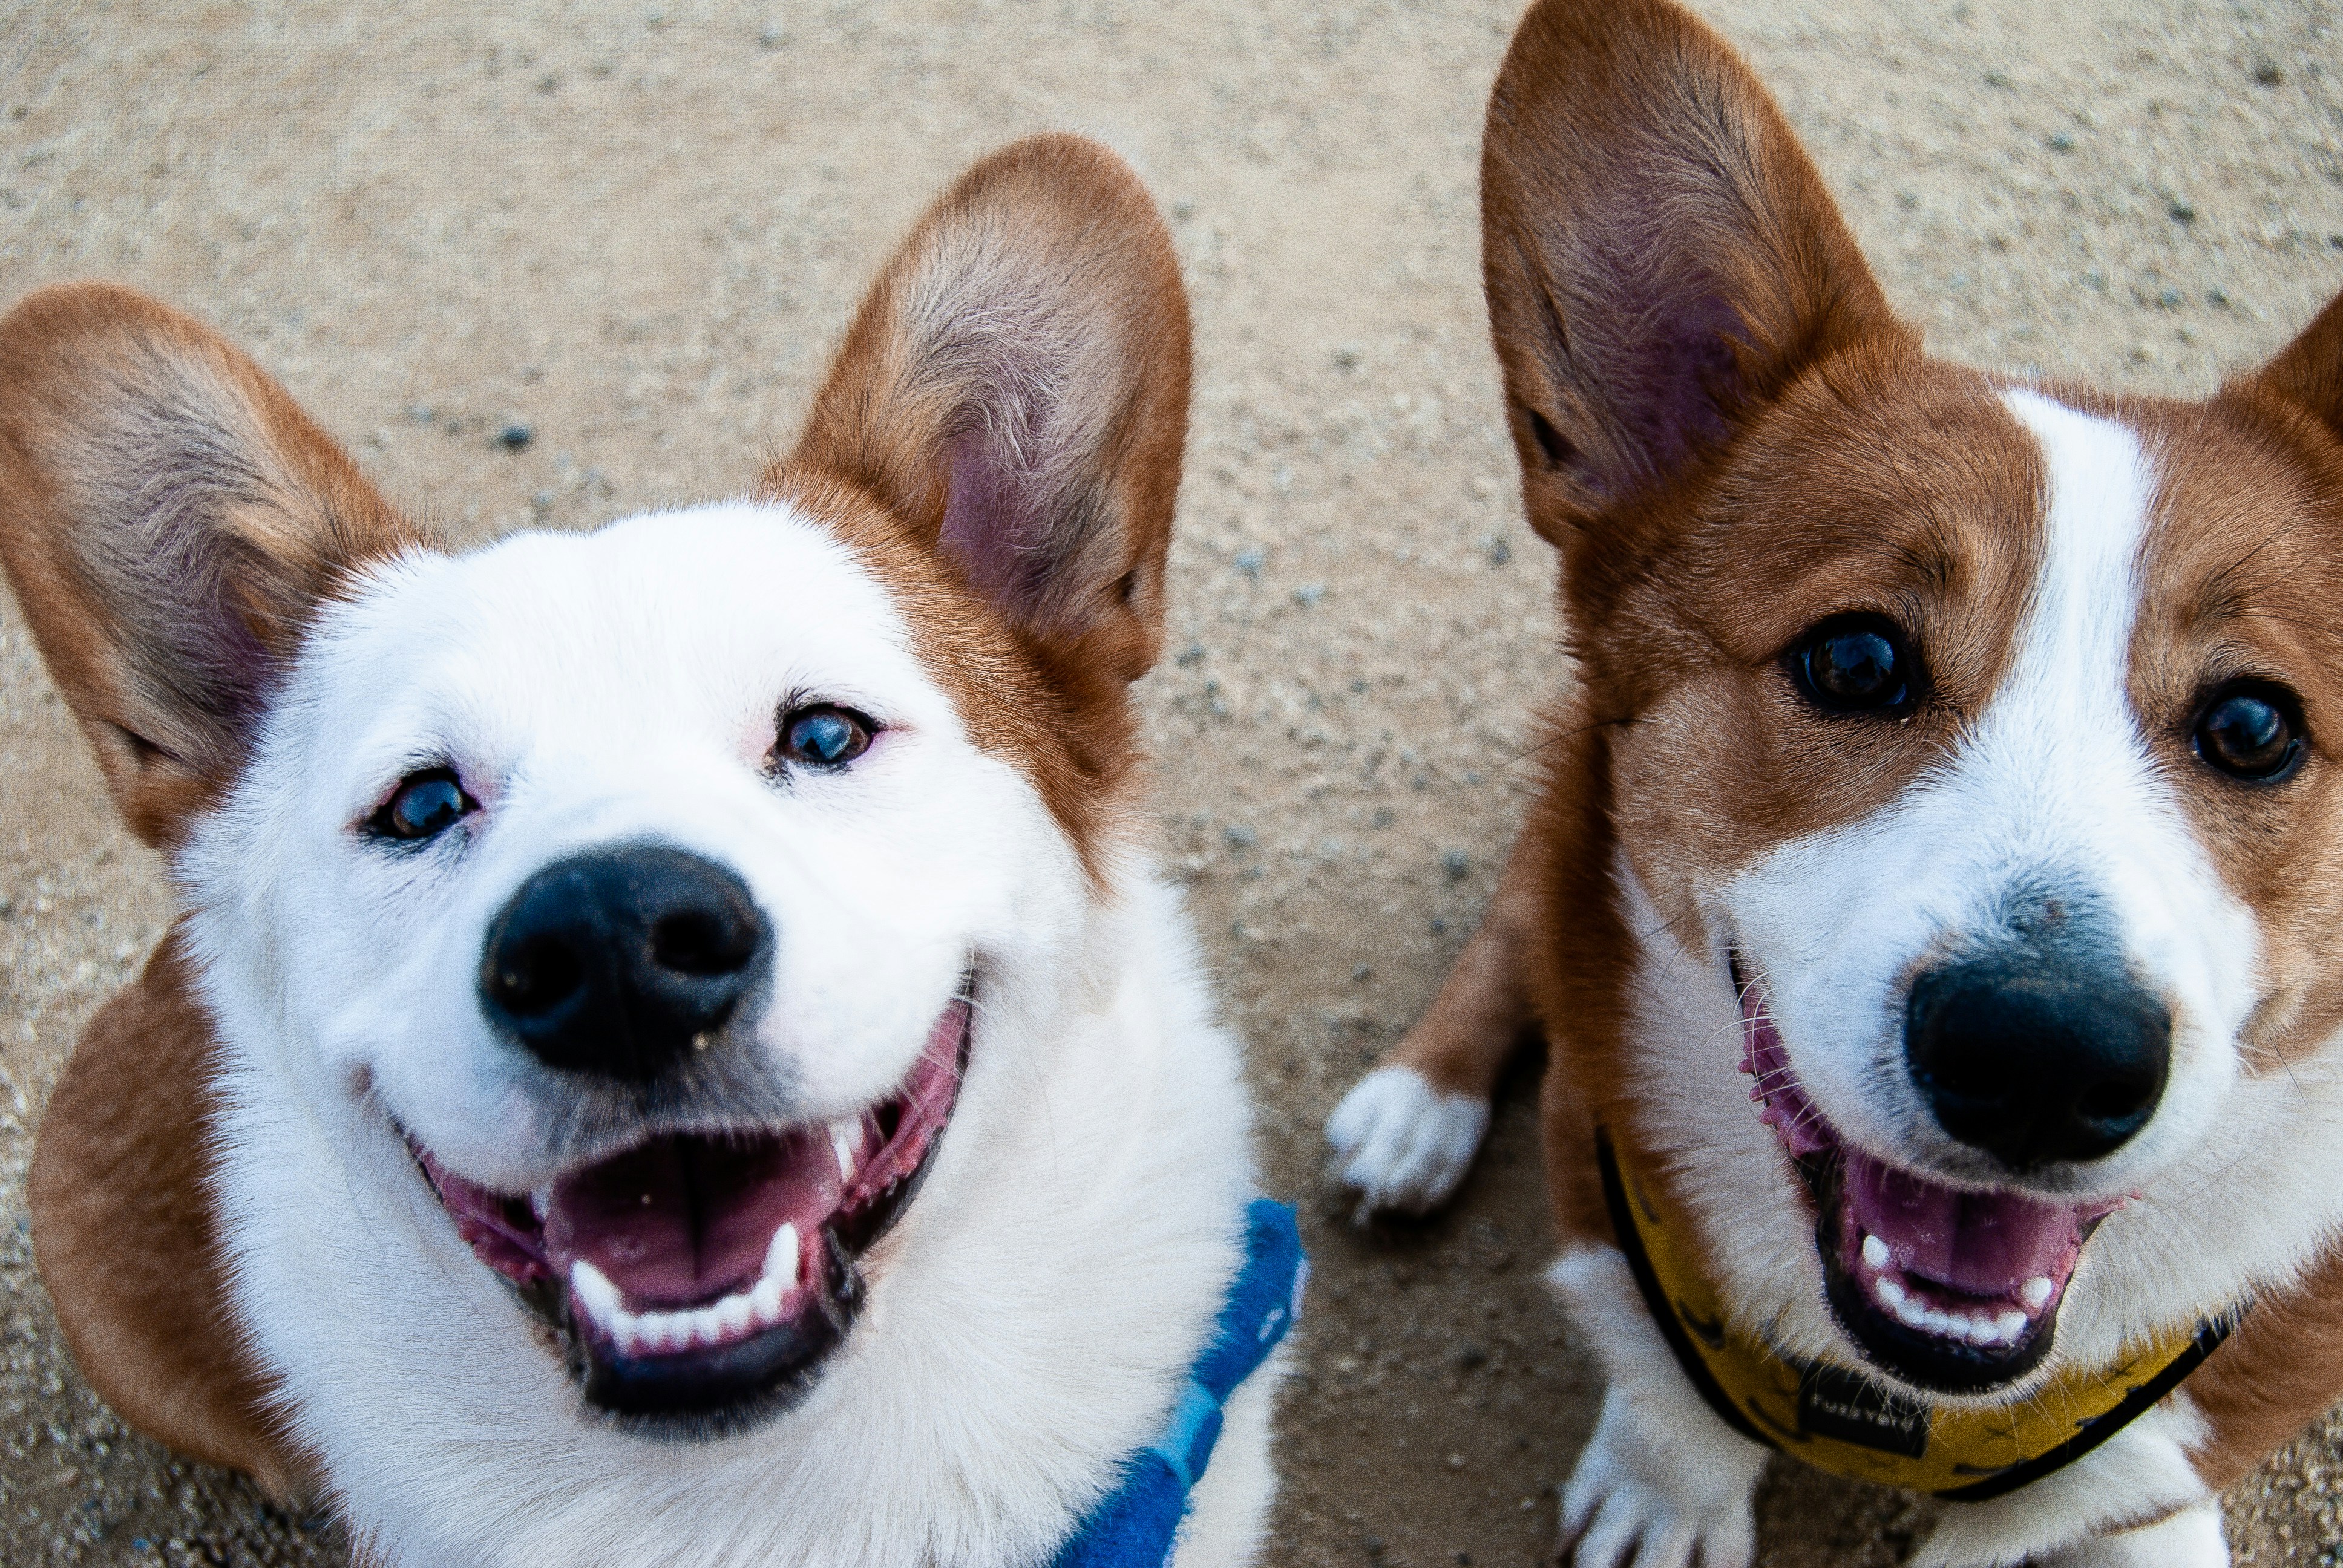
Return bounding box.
[402,972,975,1427]
[1731,953,2123,1394]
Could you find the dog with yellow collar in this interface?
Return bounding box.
[1325,1,2343,1563]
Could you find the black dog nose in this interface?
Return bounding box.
[1905,956,2171,1172]
[480,845,768,1082]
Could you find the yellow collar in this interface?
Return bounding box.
[1598,1129,2235,1501]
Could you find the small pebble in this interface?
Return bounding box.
[1233,547,1265,578]
[498,423,534,450]
[1223,824,1257,850]
[2045,131,2075,152]
[1442,849,1470,882]
[1293,582,1327,607]
[758,21,787,48]
[2252,61,2283,86]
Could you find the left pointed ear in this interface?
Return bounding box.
[2241,289,2343,447]
[778,133,1191,685]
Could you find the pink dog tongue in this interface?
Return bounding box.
[1845,1147,2077,1295]
[541,1131,841,1307]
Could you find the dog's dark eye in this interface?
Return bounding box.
[366,769,477,841]
[775,704,876,770]
[1791,616,1916,714]
[2194,682,2304,782]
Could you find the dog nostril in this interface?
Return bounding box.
[649,908,756,977]
[488,934,586,1018]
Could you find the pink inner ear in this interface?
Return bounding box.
[939,427,1050,615]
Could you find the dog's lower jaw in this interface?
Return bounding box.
[1545,1244,2226,1568]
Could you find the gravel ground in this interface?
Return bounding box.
[2,2,2341,1564]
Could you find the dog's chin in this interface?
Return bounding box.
[1735,964,2121,1398]
[405,976,975,1440]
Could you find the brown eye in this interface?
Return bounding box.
[2194,682,2304,782]
[774,704,875,770]
[366,769,477,841]
[1790,615,1918,714]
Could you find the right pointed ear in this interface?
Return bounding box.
[0,283,419,847]
[776,134,1190,687]
[1481,0,1910,547]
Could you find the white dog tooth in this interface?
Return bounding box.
[1875,1278,1905,1309]
[1895,1298,1927,1328]
[692,1307,725,1346]
[612,1311,641,1357]
[2021,1276,2054,1312]
[634,1314,668,1354]
[764,1222,801,1285]
[750,1276,786,1327]
[1996,1310,2028,1341]
[1922,1309,1953,1336]
[1860,1234,1890,1272]
[830,1119,860,1181]
[530,1188,552,1221]
[716,1293,753,1337]
[570,1260,623,1327]
[1967,1315,1999,1344]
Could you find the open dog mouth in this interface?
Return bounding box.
[407,979,973,1436]
[1735,963,2122,1396]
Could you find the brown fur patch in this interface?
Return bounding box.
[0,281,422,848]
[2179,1239,2343,1492]
[2120,384,2343,1073]
[27,929,307,1503]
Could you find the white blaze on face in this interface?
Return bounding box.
[1713,389,2259,1198]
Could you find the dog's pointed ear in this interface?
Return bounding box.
[0,283,419,847]
[779,134,1190,684]
[1481,0,1909,547]
[2240,290,2343,448]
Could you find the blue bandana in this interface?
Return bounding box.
[1049,1200,1306,1568]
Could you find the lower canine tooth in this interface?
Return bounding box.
[2021,1276,2054,1312]
[1860,1235,1890,1272]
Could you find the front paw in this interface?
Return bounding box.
[1558,1388,1760,1568]
[1324,1065,1489,1218]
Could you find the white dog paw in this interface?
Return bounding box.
[1558,1390,1761,1568]
[2031,1501,2228,1568]
[1323,1065,1489,1217]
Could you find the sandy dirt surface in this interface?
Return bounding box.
[3,1,2342,1563]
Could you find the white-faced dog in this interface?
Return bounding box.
[5,136,1290,1567]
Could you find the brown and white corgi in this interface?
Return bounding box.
[1328,2,2343,1563]
[3,136,1289,1567]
